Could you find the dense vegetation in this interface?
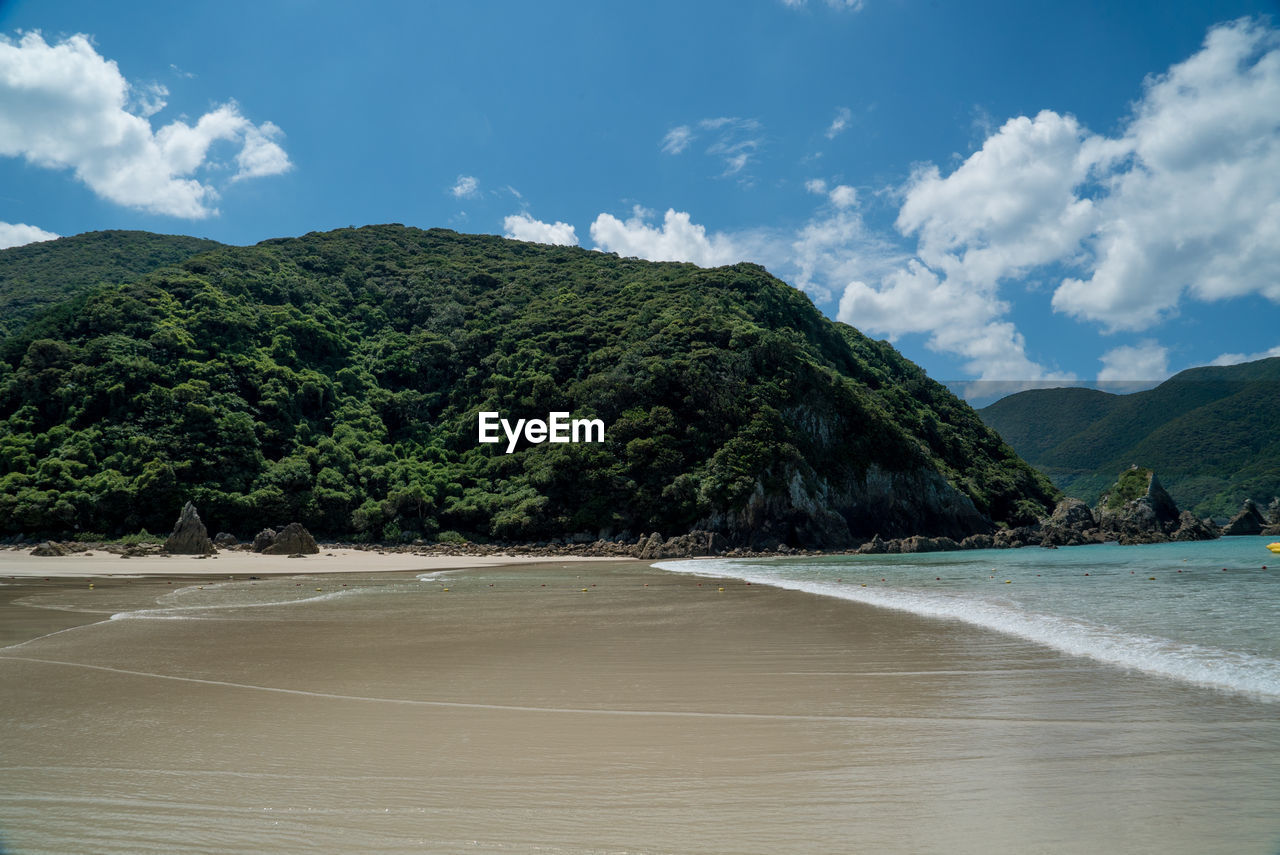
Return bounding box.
[979,359,1280,520]
[0,230,223,341]
[0,225,1055,545]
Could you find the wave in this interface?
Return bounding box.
[653,559,1280,701]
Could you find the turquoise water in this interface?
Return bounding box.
[656,535,1280,701]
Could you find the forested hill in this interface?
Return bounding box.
[0,230,224,341]
[0,225,1055,547]
[978,358,1280,520]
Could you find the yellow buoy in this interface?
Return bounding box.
[1266,542,1280,554]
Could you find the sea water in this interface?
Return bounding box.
[656,535,1280,701]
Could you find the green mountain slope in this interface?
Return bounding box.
[0,225,1055,545]
[979,359,1280,518]
[0,230,224,341]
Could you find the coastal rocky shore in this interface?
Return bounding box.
[12,469,1277,561]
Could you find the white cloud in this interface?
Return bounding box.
[790,199,904,302]
[589,207,745,267]
[0,221,59,249]
[1097,340,1170,389]
[700,117,762,177]
[782,0,865,9]
[503,212,578,246]
[804,178,827,195]
[896,109,1101,289]
[233,120,289,181]
[825,106,852,139]
[838,261,1075,384]
[835,17,1280,383]
[1053,18,1280,330]
[661,125,693,154]
[663,117,764,178]
[451,174,479,198]
[0,32,290,218]
[828,184,857,208]
[1210,344,1280,366]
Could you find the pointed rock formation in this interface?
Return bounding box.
[1096,468,1216,544]
[163,502,215,554]
[1222,499,1267,536]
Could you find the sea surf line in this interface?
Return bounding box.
[654,551,1280,702]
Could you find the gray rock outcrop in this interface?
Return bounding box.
[163,502,215,555]
[1221,499,1267,536]
[1095,470,1216,544]
[251,528,277,552]
[29,540,70,557]
[636,530,728,560]
[213,532,239,548]
[259,522,319,555]
[1172,511,1220,541]
[1038,498,1102,547]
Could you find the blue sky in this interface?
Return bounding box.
[2,1,1278,399]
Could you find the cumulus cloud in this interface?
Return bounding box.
[503,212,578,246]
[838,17,1280,382]
[1054,18,1280,330]
[896,109,1102,288]
[589,207,746,267]
[1097,341,1171,390]
[451,175,479,198]
[0,32,290,219]
[0,221,59,249]
[839,261,1074,383]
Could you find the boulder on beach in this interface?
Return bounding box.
[29,540,70,557]
[213,531,239,548]
[163,502,215,555]
[260,522,319,555]
[251,528,277,552]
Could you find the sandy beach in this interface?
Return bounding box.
[2,553,1278,854]
[0,545,621,578]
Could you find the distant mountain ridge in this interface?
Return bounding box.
[978,358,1280,519]
[0,224,1055,546]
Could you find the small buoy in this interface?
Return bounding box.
[581,588,588,592]
[1084,573,1090,576]
[718,587,725,592]
[1005,580,1011,584]
[1148,577,1156,580]
[860,583,866,587]
[442,588,449,592]
[88,583,94,589]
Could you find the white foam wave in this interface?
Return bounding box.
[110,587,358,622]
[654,559,1280,701]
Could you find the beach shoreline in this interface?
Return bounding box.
[3,557,1278,854]
[0,545,640,578]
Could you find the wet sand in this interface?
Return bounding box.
[1,561,1278,854]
